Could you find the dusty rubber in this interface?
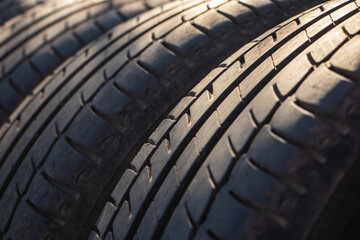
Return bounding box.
[0,0,329,239]
[0,0,172,126]
[93,1,360,239]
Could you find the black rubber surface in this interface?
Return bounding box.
[0,0,329,239]
[0,0,172,126]
[93,1,360,239]
[0,0,46,26]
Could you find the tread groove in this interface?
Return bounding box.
[247,156,307,194]
[42,171,81,201]
[136,60,166,86]
[161,40,194,66]
[206,229,226,240]
[90,105,127,133]
[216,9,248,34]
[65,136,103,166]
[328,64,360,82]
[27,199,66,227]
[269,126,327,163]
[294,99,350,135]
[228,190,287,227]
[112,82,147,110]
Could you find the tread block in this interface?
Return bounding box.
[195,111,221,152]
[248,85,279,126]
[118,1,148,19]
[205,136,235,184]
[270,99,338,149]
[46,21,67,41]
[149,118,175,146]
[138,42,182,83]
[249,126,317,184]
[188,90,213,124]
[217,1,258,32]
[0,80,23,112]
[226,110,257,154]
[10,61,41,94]
[67,10,88,28]
[131,144,155,173]
[24,33,46,56]
[114,62,155,101]
[195,190,256,240]
[228,156,289,207]
[193,9,242,41]
[129,168,154,216]
[149,139,172,180]
[8,200,69,240]
[112,200,133,240]
[163,22,212,59]
[181,166,215,223]
[162,204,193,240]
[154,167,180,219]
[168,113,192,150]
[26,173,75,226]
[66,107,124,163]
[96,10,123,31]
[167,96,195,120]
[0,182,20,232]
[296,66,354,118]
[30,46,62,76]
[241,0,285,21]
[272,31,309,67]
[92,83,132,121]
[216,87,243,124]
[74,21,103,44]
[272,54,311,98]
[52,32,82,59]
[137,202,159,240]
[176,138,200,183]
[212,61,242,98]
[3,48,22,74]
[96,202,117,237]
[111,169,137,206]
[239,57,274,99]
[330,35,360,75]
[330,2,359,23]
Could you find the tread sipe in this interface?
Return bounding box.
[0,0,172,126]
[0,0,329,239]
[94,0,360,239]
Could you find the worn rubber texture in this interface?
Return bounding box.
[0,0,46,26]
[92,1,360,239]
[0,0,328,239]
[0,0,172,126]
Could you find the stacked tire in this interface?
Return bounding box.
[0,0,359,240]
